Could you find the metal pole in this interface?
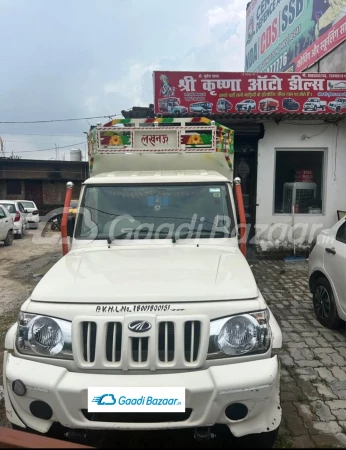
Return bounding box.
[61,181,74,256]
[234,177,247,258]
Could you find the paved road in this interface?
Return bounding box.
[1,233,346,447]
[252,260,346,448]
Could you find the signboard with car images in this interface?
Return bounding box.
[153,71,346,115]
[245,0,346,73]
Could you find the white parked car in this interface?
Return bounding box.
[18,200,40,229]
[0,204,14,246]
[308,217,346,329]
[0,200,28,238]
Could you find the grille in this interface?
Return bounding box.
[74,316,208,370]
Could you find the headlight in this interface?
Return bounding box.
[16,312,73,359]
[208,310,270,358]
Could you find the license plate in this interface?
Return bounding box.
[88,387,185,413]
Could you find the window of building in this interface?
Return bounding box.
[6,180,21,195]
[274,150,324,214]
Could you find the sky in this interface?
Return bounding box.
[0,0,246,160]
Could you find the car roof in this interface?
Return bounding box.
[0,200,17,204]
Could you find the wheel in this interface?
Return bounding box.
[314,105,317,111]
[336,106,341,113]
[312,277,343,329]
[3,230,14,246]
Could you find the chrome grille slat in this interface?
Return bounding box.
[138,337,142,364]
[112,323,117,363]
[87,323,91,362]
[82,321,96,363]
[74,315,208,370]
[190,321,195,364]
[165,322,168,363]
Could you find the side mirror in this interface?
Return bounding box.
[24,209,28,213]
[67,216,75,237]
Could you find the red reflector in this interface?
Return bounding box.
[14,212,20,222]
[32,210,38,215]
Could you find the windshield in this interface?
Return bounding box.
[0,203,15,213]
[20,201,35,208]
[75,183,234,241]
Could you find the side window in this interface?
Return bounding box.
[336,221,346,244]
[0,207,5,219]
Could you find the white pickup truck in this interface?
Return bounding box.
[303,97,327,112]
[3,117,282,447]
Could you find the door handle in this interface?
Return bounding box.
[325,248,336,255]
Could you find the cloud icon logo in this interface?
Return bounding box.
[92,394,116,406]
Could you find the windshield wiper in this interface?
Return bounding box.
[172,229,228,243]
[107,229,169,246]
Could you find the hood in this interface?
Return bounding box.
[31,246,258,303]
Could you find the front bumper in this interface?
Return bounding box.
[4,352,281,436]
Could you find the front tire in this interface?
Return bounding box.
[3,230,14,246]
[312,277,343,329]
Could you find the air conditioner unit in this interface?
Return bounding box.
[283,182,317,214]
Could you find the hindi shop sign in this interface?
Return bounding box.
[245,0,346,73]
[133,129,178,150]
[153,71,346,115]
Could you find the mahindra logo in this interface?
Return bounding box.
[128,320,152,333]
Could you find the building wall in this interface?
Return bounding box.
[255,120,346,252]
[304,41,346,73]
[0,159,87,210]
[42,181,81,205]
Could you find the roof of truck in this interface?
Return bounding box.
[84,170,229,184]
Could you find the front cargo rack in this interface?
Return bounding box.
[87,117,234,173]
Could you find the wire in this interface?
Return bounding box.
[4,140,80,144]
[0,132,84,137]
[301,124,331,140]
[3,141,86,153]
[0,112,127,124]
